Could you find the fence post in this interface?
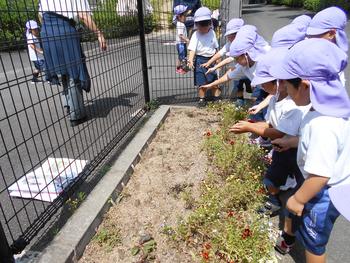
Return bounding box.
[0,223,14,263]
[136,0,151,103]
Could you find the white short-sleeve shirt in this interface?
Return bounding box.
[39,0,91,19]
[297,111,350,186]
[265,95,310,135]
[176,21,187,44]
[27,33,44,61]
[218,42,230,56]
[188,29,219,57]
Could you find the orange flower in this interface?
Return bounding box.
[227,210,235,217]
[241,228,252,239]
[203,242,211,250]
[201,250,209,260]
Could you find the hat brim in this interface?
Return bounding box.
[269,63,298,80]
[194,15,212,22]
[251,76,276,87]
[224,29,239,37]
[306,26,329,36]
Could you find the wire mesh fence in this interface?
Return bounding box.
[0,0,148,257]
[0,0,240,259]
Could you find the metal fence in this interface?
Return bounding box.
[0,0,149,260]
[0,0,240,261]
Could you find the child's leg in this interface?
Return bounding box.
[305,250,326,263]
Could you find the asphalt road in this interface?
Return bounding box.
[243,4,350,263]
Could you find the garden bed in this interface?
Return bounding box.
[79,104,278,263]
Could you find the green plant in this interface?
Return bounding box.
[66,191,86,212]
[93,224,121,252]
[146,99,159,111]
[166,103,275,262]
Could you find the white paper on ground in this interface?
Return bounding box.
[329,183,350,222]
[8,158,88,202]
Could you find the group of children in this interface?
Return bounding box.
[174,4,350,262]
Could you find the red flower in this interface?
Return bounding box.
[203,130,212,137]
[201,250,210,260]
[241,228,252,239]
[229,139,235,145]
[227,210,235,217]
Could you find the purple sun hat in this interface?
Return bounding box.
[306,6,348,53]
[224,18,244,36]
[229,25,268,61]
[270,38,350,118]
[251,47,288,87]
[291,14,311,28]
[271,23,307,48]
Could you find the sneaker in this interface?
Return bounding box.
[275,234,295,255]
[251,136,272,148]
[198,98,206,108]
[279,175,297,191]
[257,200,281,216]
[31,78,41,84]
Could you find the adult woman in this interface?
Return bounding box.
[39,0,107,126]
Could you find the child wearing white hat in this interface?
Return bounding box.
[26,20,45,84]
[174,5,190,74]
[187,7,220,106]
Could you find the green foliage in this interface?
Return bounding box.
[272,0,350,11]
[93,223,121,252]
[202,0,221,10]
[0,0,39,51]
[167,103,275,262]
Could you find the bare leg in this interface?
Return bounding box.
[198,87,206,98]
[305,250,326,263]
[212,85,221,97]
[284,217,294,235]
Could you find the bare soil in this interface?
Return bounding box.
[79,107,220,263]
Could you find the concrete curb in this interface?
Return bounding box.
[30,105,171,263]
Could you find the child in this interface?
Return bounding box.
[230,47,308,215]
[201,25,269,120]
[269,38,350,263]
[174,5,190,74]
[26,20,45,84]
[187,7,219,106]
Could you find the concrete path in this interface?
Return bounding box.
[243,4,350,262]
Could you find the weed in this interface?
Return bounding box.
[66,191,86,212]
[93,224,121,252]
[146,99,159,111]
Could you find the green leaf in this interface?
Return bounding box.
[131,246,140,256]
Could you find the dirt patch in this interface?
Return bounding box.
[79,107,220,263]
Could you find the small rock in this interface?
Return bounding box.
[139,233,153,245]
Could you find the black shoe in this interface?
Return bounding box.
[198,98,206,108]
[70,116,87,127]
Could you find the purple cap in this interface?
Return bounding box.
[271,23,306,48]
[306,6,348,53]
[224,18,244,36]
[270,38,350,118]
[251,47,288,87]
[229,25,268,61]
[194,7,212,22]
[174,5,187,15]
[291,14,311,28]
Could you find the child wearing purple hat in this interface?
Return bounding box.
[200,25,269,104]
[174,5,190,74]
[269,38,350,261]
[187,7,220,106]
[231,47,309,216]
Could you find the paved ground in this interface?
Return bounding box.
[243,4,350,262]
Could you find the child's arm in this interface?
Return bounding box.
[271,135,299,151]
[187,50,195,70]
[248,94,273,115]
[29,43,43,54]
[201,52,223,68]
[179,34,189,44]
[287,175,329,216]
[229,121,285,140]
[206,57,235,75]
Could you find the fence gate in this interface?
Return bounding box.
[0,0,149,259]
[145,0,240,104]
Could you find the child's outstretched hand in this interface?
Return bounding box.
[205,67,216,75]
[248,105,261,115]
[200,61,211,68]
[200,83,212,90]
[286,195,304,216]
[229,120,250,134]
